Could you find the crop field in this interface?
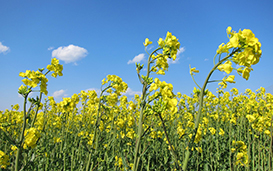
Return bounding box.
[0,27,272,171]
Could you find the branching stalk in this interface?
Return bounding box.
[182,49,239,170]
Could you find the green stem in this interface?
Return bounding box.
[213,53,218,66]
[189,65,202,89]
[132,47,162,171]
[15,94,28,171]
[158,112,182,171]
[182,49,239,170]
[91,85,111,149]
[190,74,202,90]
[31,91,43,127]
[132,90,147,171]
[269,114,273,170]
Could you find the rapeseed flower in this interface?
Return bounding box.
[190,67,199,75]
[143,38,152,47]
[24,128,41,149]
[0,150,10,169]
[218,61,233,74]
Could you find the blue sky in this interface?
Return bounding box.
[1,0,273,111]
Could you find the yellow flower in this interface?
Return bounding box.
[209,127,216,135]
[226,26,232,36]
[236,152,244,160]
[229,34,239,48]
[24,128,41,149]
[218,81,227,89]
[0,150,10,169]
[219,128,225,136]
[195,147,202,153]
[242,67,252,80]
[12,104,20,111]
[224,75,235,83]
[54,137,62,143]
[218,61,233,74]
[156,69,165,75]
[230,88,238,95]
[11,145,18,151]
[143,38,152,47]
[47,58,63,78]
[158,38,164,47]
[190,67,199,75]
[216,43,230,54]
[264,130,271,135]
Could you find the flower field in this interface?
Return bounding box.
[0,27,272,171]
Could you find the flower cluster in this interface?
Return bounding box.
[19,70,48,95]
[219,75,236,89]
[231,140,249,166]
[46,58,63,78]
[57,94,80,113]
[227,27,262,67]
[217,27,262,83]
[24,127,41,149]
[158,31,181,60]
[149,78,178,113]
[144,32,180,75]
[102,75,128,96]
[0,150,10,169]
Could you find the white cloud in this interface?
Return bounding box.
[204,58,209,61]
[0,42,10,54]
[147,45,154,51]
[177,47,185,56]
[127,53,145,64]
[167,57,180,64]
[48,46,54,51]
[52,89,67,98]
[52,44,88,64]
[123,87,141,96]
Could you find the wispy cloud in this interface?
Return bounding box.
[204,58,209,61]
[123,87,141,96]
[52,44,88,64]
[0,42,10,54]
[127,53,145,64]
[146,45,154,51]
[52,89,67,98]
[48,46,54,51]
[177,47,185,56]
[167,57,180,64]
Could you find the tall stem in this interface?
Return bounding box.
[15,95,28,171]
[132,47,161,171]
[31,92,43,127]
[182,49,239,170]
